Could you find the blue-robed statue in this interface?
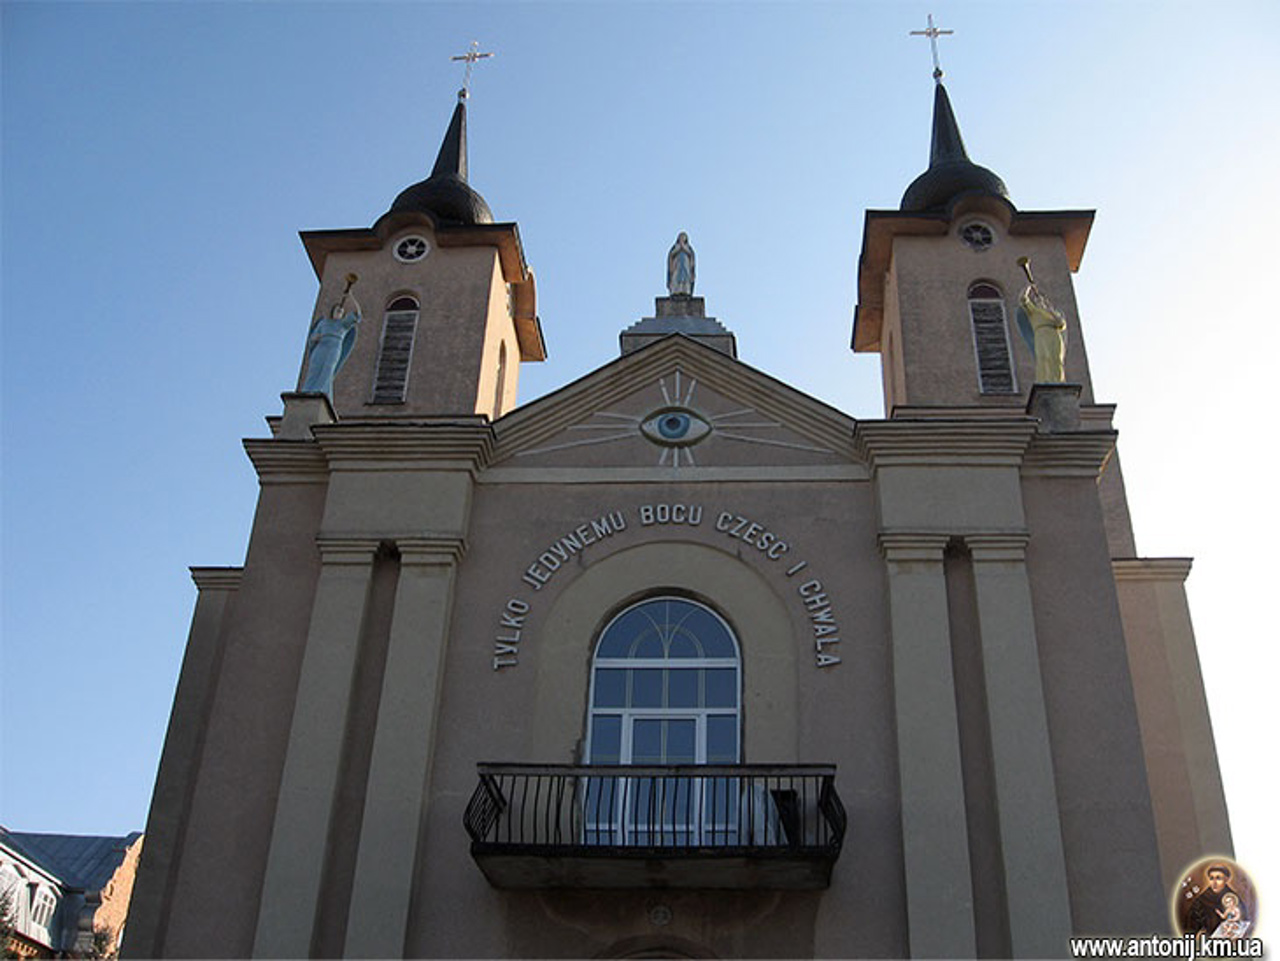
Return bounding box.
[302,273,361,398]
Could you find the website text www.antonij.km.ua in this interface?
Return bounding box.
[1069,934,1264,959]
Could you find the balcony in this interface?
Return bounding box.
[464,763,846,889]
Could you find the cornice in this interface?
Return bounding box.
[397,535,467,566]
[243,440,330,484]
[311,421,495,473]
[853,419,1037,469]
[315,537,383,564]
[1112,557,1194,582]
[1021,431,1117,478]
[966,531,1031,562]
[878,531,951,561]
[190,567,244,591]
[478,464,869,484]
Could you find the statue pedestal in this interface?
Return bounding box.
[1026,383,1083,433]
[278,391,337,440]
[620,295,737,358]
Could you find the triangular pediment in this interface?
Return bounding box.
[492,336,858,471]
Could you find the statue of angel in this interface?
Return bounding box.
[301,273,361,398]
[1015,258,1067,383]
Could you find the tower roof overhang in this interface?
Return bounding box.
[851,207,1094,353]
[299,215,546,362]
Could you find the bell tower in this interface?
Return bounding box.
[292,91,544,424]
[852,80,1096,416]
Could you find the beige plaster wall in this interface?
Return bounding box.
[406,477,905,957]
[1114,562,1233,892]
[472,261,519,420]
[304,234,505,418]
[890,227,1095,410]
[159,480,328,958]
[1021,474,1167,934]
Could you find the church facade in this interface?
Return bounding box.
[124,80,1231,959]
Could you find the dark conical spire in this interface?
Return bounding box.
[928,82,968,166]
[387,94,493,226]
[430,96,468,181]
[900,81,1009,213]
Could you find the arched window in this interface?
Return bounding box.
[371,295,419,403]
[585,597,741,844]
[968,281,1017,394]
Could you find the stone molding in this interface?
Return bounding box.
[396,536,466,566]
[1112,557,1193,582]
[965,531,1031,562]
[854,420,1037,470]
[878,530,1033,562]
[312,422,494,473]
[189,567,244,591]
[1021,431,1117,477]
[314,537,382,565]
[878,531,950,562]
[243,440,330,484]
[478,464,870,484]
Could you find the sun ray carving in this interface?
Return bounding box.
[517,367,832,465]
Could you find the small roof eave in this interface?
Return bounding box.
[852,209,949,353]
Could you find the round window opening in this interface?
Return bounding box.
[394,236,430,263]
[960,222,995,251]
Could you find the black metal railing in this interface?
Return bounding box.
[465,763,846,857]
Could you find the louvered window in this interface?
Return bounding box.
[371,296,419,404]
[968,282,1017,394]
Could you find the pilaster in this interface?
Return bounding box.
[125,568,242,960]
[253,538,380,959]
[343,537,466,958]
[878,532,977,959]
[1113,558,1232,887]
[966,533,1073,956]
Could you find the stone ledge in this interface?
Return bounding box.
[1021,431,1117,477]
[1112,557,1194,582]
[854,419,1037,469]
[190,567,244,591]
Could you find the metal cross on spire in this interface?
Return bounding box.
[910,14,954,83]
[451,40,493,101]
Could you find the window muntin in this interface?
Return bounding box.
[585,597,742,844]
[968,281,1018,394]
[31,886,56,929]
[371,295,419,404]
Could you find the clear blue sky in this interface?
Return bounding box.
[3,0,1276,932]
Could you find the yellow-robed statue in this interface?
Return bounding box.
[1015,257,1067,383]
